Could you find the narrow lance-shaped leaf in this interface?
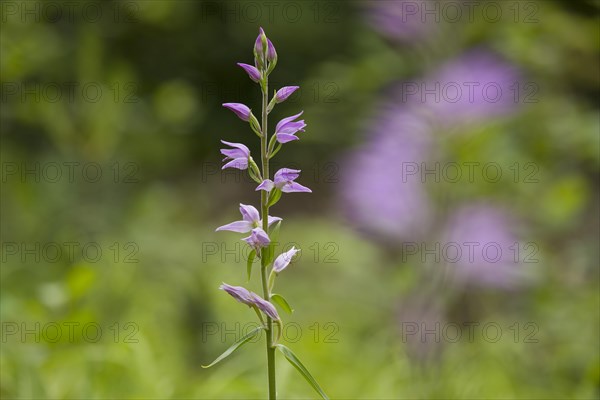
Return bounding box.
[247,249,256,281]
[276,344,329,399]
[271,293,293,314]
[202,326,264,368]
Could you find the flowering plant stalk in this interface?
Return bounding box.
[202,28,328,400]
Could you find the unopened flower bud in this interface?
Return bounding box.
[220,283,253,306]
[223,103,252,121]
[251,293,280,320]
[275,86,299,103]
[267,39,277,62]
[254,27,267,70]
[237,63,261,83]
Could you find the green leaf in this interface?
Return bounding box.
[276,344,329,399]
[271,293,293,314]
[263,221,281,266]
[267,189,282,207]
[269,220,281,242]
[202,326,264,368]
[246,249,256,281]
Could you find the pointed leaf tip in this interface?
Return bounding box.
[202,326,264,368]
[276,344,329,399]
[246,249,257,281]
[271,293,294,314]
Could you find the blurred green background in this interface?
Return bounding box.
[1,0,599,399]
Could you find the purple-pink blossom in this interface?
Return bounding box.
[266,38,277,62]
[220,140,250,170]
[251,293,280,320]
[222,103,252,122]
[216,204,281,233]
[275,112,306,143]
[220,283,254,306]
[275,86,299,103]
[220,283,280,320]
[237,63,261,82]
[243,227,271,250]
[254,27,276,66]
[254,27,266,55]
[256,168,312,193]
[273,247,300,273]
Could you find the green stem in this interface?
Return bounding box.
[260,77,277,400]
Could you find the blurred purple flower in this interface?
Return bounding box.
[275,111,306,143]
[237,63,261,83]
[364,0,437,43]
[222,103,252,122]
[216,204,281,233]
[275,86,299,103]
[341,50,523,241]
[442,204,525,289]
[256,168,312,193]
[341,108,433,240]
[412,51,521,126]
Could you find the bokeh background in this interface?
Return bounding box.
[1,0,599,399]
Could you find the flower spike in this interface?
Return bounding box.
[212,28,328,400]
